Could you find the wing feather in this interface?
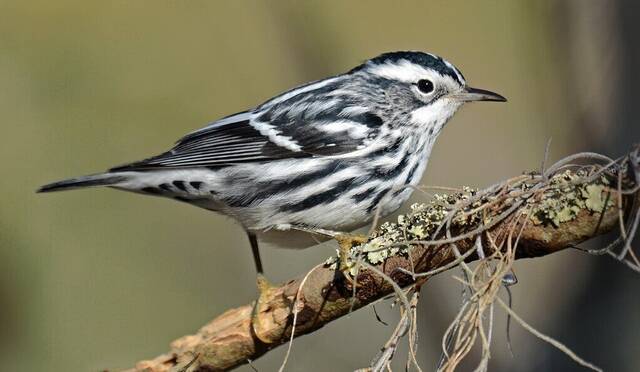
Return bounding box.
[110,77,383,171]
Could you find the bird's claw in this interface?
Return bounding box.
[251,273,283,344]
[334,233,369,272]
[252,274,277,343]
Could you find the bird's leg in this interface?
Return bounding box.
[286,225,369,271]
[246,231,280,344]
[247,231,264,278]
[247,231,274,318]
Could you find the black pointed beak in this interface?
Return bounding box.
[453,87,507,102]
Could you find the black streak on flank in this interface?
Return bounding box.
[405,160,420,184]
[174,196,190,202]
[352,186,378,203]
[279,161,343,192]
[159,183,172,192]
[367,137,402,159]
[373,152,409,179]
[225,161,344,208]
[141,187,162,195]
[190,181,203,190]
[173,180,187,192]
[393,160,421,197]
[367,187,392,213]
[280,177,359,213]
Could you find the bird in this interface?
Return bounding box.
[38,51,505,323]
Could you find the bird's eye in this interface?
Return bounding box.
[417,79,434,94]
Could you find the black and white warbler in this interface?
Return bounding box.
[39,51,506,280]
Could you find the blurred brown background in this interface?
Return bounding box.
[1,1,638,371]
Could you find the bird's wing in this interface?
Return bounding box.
[110,80,383,171]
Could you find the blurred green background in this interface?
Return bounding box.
[1,1,638,371]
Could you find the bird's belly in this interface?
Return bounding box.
[120,151,426,246]
[240,192,377,232]
[232,180,415,233]
[222,156,423,232]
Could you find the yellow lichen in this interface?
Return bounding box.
[325,169,615,271]
[529,170,612,227]
[408,225,426,238]
[582,184,609,213]
[326,187,483,269]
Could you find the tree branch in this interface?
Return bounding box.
[127,145,640,372]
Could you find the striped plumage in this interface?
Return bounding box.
[39,51,505,255]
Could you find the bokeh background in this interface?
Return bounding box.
[1,1,638,371]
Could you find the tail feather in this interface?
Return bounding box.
[37,173,127,193]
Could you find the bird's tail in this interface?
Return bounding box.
[37,173,128,193]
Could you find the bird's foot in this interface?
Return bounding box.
[334,233,369,272]
[251,273,285,344]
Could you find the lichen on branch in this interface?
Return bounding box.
[332,168,618,275]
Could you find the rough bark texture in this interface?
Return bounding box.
[127,193,629,371]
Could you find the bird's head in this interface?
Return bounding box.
[352,51,506,132]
